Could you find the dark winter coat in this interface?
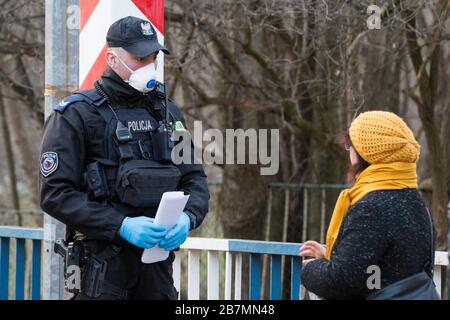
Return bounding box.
[300,189,434,300]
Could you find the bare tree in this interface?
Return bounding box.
[165,0,450,296]
[0,0,45,215]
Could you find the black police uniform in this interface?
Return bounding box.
[39,66,209,300]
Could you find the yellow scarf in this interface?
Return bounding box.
[324,162,418,260]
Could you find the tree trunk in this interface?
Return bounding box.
[3,95,40,209]
[403,9,449,250]
[1,54,42,212]
[0,96,21,225]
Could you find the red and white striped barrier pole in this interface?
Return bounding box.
[79,0,165,89]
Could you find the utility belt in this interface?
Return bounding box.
[54,239,126,299]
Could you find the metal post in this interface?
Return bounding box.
[43,0,79,300]
[281,188,290,293]
[302,188,308,243]
[261,187,273,298]
[282,189,290,243]
[320,189,326,244]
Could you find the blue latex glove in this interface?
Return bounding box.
[159,212,191,251]
[119,216,167,249]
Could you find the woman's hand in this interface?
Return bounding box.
[299,240,325,260]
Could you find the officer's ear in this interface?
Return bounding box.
[105,49,117,69]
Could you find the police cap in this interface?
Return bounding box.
[106,16,170,57]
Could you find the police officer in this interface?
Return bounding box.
[39,16,209,300]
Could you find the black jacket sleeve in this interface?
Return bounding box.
[177,161,209,230]
[168,100,209,230]
[39,106,127,242]
[300,202,388,299]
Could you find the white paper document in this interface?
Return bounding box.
[141,191,190,264]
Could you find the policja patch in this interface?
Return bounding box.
[40,152,59,177]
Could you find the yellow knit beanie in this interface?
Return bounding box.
[349,111,420,164]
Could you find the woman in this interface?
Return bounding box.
[299,111,435,300]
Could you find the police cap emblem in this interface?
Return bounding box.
[141,22,154,36]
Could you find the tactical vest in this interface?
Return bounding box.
[57,88,182,208]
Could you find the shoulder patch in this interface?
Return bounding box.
[53,95,86,113]
[40,152,59,177]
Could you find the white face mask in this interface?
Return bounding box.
[114,53,158,93]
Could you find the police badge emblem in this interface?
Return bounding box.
[141,22,154,36]
[40,152,59,177]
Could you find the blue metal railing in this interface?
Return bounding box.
[0,227,302,300]
[1,227,447,300]
[227,239,301,300]
[0,227,42,300]
[175,238,303,300]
